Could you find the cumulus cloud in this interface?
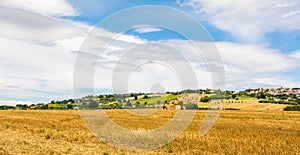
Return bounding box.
[92,39,300,93]
[0,37,77,101]
[1,31,299,103]
[215,42,298,72]
[0,100,35,106]
[251,77,300,88]
[0,6,149,103]
[132,25,163,33]
[289,49,300,59]
[0,8,88,45]
[0,0,79,17]
[177,0,300,43]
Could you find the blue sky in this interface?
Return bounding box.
[67,0,300,52]
[0,0,300,105]
[67,0,179,24]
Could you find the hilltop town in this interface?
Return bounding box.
[243,88,300,96]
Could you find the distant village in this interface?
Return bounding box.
[244,88,300,96]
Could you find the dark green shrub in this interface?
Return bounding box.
[185,103,198,110]
[200,96,210,102]
[283,105,300,111]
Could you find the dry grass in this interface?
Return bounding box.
[0,109,299,154]
[223,100,288,111]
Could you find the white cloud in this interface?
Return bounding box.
[132,25,163,33]
[127,63,182,93]
[289,49,300,59]
[177,0,300,43]
[116,34,146,44]
[0,8,88,45]
[92,39,300,93]
[0,0,79,17]
[0,100,35,106]
[0,31,147,102]
[2,32,299,102]
[152,40,297,72]
[215,42,297,72]
[0,37,77,98]
[215,42,300,89]
[0,6,151,103]
[252,77,300,88]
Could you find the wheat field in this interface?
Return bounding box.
[0,109,299,154]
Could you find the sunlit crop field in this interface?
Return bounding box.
[0,109,299,154]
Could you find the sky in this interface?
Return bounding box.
[0,0,300,105]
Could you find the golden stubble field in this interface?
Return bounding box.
[0,109,299,155]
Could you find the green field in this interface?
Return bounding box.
[131,94,181,105]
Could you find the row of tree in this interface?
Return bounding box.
[0,102,75,110]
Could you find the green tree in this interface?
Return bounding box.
[88,100,99,109]
[205,88,211,94]
[185,103,198,110]
[143,95,149,99]
[41,104,48,110]
[200,96,210,102]
[16,104,28,110]
[67,104,73,110]
[135,102,141,109]
[126,100,132,108]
